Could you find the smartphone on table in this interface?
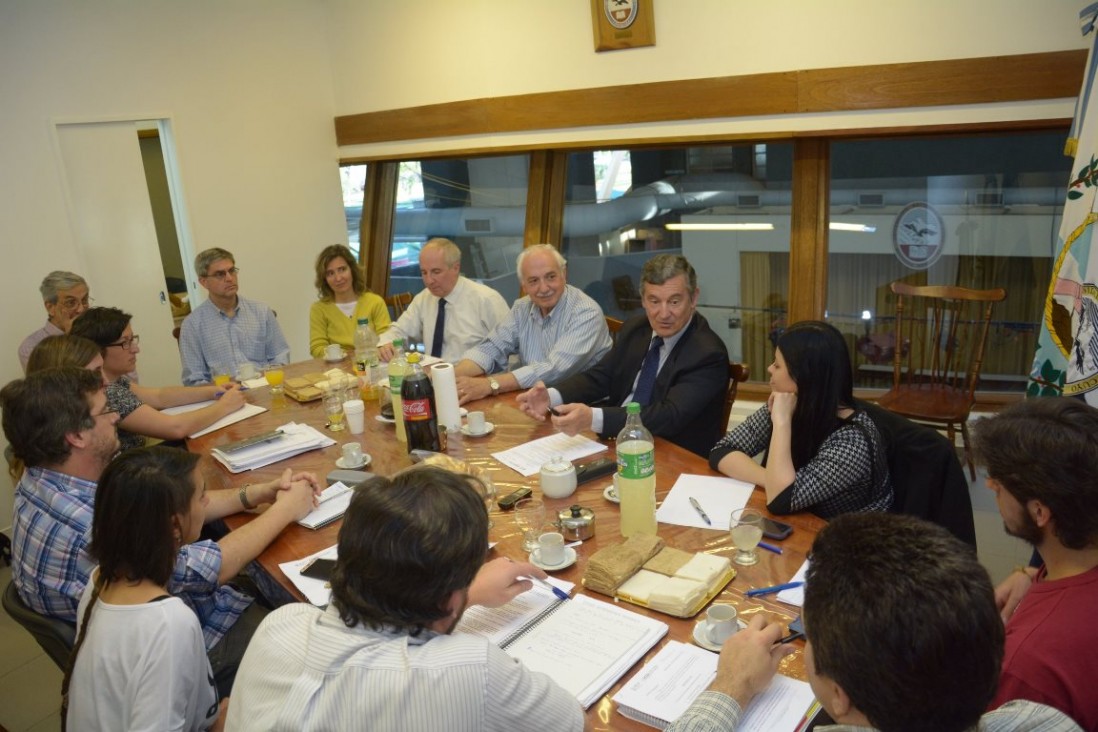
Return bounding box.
[761,516,793,540]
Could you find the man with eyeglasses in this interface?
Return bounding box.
[1,367,321,696]
[179,248,290,385]
[18,271,92,371]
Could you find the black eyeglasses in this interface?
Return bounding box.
[106,335,140,352]
[92,406,117,419]
[205,267,240,280]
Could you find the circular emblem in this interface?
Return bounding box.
[892,202,945,270]
[604,0,639,29]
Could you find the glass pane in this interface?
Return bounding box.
[340,163,368,258]
[561,144,794,379]
[827,132,1070,392]
[388,154,530,302]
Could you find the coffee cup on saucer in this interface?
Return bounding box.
[466,410,487,435]
[535,532,566,566]
[324,344,343,361]
[341,443,365,467]
[704,604,739,646]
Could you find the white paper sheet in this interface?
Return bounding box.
[297,481,353,529]
[655,474,755,530]
[279,543,339,606]
[776,559,810,606]
[492,433,608,477]
[209,421,335,473]
[160,401,267,438]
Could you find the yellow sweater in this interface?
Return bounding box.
[309,292,392,358]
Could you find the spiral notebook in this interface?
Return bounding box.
[457,586,667,708]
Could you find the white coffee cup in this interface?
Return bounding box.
[341,442,364,465]
[236,362,258,381]
[536,532,566,566]
[467,410,487,434]
[325,344,343,361]
[705,604,739,645]
[343,399,366,434]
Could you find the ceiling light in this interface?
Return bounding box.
[665,223,774,231]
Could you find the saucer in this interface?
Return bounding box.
[528,546,577,571]
[335,454,371,469]
[324,355,345,363]
[374,414,396,424]
[461,422,495,437]
[603,484,620,504]
[692,618,748,652]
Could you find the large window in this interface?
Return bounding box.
[561,144,793,369]
[339,163,367,256]
[826,132,1070,392]
[386,154,530,301]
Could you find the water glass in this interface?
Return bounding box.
[324,393,346,432]
[729,508,764,566]
[264,365,285,395]
[514,498,546,553]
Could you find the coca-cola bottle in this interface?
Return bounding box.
[401,352,440,452]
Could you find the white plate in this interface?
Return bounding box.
[374,414,396,424]
[461,422,495,437]
[335,454,371,469]
[692,617,748,652]
[603,484,619,504]
[528,546,577,572]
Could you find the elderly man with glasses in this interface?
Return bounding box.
[18,271,92,371]
[179,247,290,385]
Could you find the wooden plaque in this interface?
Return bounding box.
[590,0,655,52]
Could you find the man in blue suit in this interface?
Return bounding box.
[518,254,728,457]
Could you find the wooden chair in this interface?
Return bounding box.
[722,362,750,430]
[385,292,413,319]
[605,316,623,342]
[876,281,1006,479]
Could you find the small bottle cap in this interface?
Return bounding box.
[626,402,640,414]
[357,318,368,325]
[407,352,421,364]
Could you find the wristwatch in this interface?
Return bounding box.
[489,378,500,396]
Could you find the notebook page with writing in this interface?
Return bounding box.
[454,578,575,647]
[501,594,668,708]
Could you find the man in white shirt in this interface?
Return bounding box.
[226,466,586,732]
[378,238,509,363]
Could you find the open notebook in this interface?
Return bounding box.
[457,587,667,709]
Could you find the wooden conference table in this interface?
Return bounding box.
[190,358,825,731]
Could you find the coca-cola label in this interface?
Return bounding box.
[403,398,433,421]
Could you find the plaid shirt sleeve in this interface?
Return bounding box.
[169,539,253,651]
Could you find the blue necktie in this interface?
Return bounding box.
[430,298,447,358]
[632,336,664,405]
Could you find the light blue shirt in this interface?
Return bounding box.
[462,284,612,389]
[179,296,290,385]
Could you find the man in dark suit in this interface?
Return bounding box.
[517,254,728,456]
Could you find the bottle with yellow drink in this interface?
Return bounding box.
[388,339,408,443]
[617,402,657,537]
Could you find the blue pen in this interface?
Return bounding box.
[758,541,782,555]
[745,580,804,598]
[526,576,570,601]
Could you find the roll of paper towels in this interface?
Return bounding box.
[430,361,462,431]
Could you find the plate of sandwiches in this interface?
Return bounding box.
[582,534,735,618]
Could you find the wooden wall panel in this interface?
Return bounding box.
[335,51,1085,147]
[359,162,398,295]
[787,138,829,324]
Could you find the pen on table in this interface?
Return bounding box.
[688,497,712,525]
[745,580,804,598]
[523,575,570,601]
[758,540,782,555]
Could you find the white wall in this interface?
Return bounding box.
[0,0,344,528]
[331,0,1089,159]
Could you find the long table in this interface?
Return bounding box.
[190,358,824,731]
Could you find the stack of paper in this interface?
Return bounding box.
[297,481,355,530]
[279,543,338,606]
[210,421,335,473]
[492,433,607,477]
[161,401,267,439]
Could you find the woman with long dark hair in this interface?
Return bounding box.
[709,321,892,518]
[63,447,224,731]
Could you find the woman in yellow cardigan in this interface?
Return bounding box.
[309,244,391,359]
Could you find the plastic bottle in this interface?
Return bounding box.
[388,339,408,443]
[401,352,440,453]
[353,318,380,401]
[617,402,657,537]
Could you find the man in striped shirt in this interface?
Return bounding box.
[227,467,585,732]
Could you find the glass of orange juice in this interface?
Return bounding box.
[212,363,231,388]
[264,365,285,395]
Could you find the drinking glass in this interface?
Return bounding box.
[324,393,346,432]
[729,508,764,566]
[264,365,285,395]
[514,498,546,553]
[211,363,231,388]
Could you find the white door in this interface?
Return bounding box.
[54,120,181,386]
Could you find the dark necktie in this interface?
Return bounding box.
[632,336,664,405]
[431,298,447,358]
